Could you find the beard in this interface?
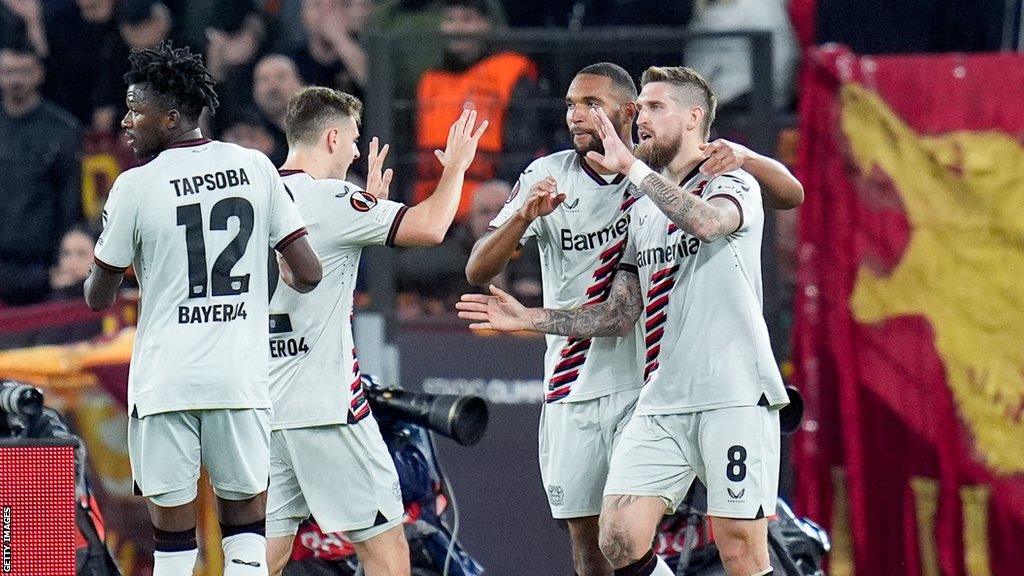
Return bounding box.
[572,131,604,156]
[634,131,682,172]
[571,110,624,156]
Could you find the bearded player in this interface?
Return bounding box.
[264,87,487,576]
[86,42,322,575]
[464,62,800,576]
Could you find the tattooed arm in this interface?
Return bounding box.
[583,107,742,243]
[635,172,741,243]
[456,269,643,338]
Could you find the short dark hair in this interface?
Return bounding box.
[285,87,363,147]
[576,62,638,102]
[641,66,716,139]
[124,41,219,121]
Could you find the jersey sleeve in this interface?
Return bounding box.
[265,159,308,251]
[93,173,138,273]
[328,183,409,247]
[703,172,760,236]
[487,162,545,241]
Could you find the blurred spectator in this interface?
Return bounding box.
[0,0,47,56]
[252,53,302,165]
[466,179,540,302]
[684,0,798,111]
[291,0,369,99]
[414,0,542,222]
[204,0,266,80]
[48,223,98,301]
[396,180,540,317]
[117,0,173,50]
[28,0,128,133]
[0,46,81,305]
[220,107,277,160]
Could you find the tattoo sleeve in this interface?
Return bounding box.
[529,270,643,337]
[639,172,731,243]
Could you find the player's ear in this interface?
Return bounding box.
[325,127,339,153]
[623,101,638,123]
[165,109,180,131]
[687,106,702,134]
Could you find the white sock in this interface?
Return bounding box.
[152,548,198,576]
[650,553,675,576]
[222,532,269,575]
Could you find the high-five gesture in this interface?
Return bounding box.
[365,136,393,199]
[456,285,532,332]
[435,109,489,173]
[585,107,639,174]
[519,177,566,222]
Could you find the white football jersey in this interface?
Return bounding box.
[268,171,407,430]
[490,150,643,403]
[619,166,788,415]
[94,139,307,418]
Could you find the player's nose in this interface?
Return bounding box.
[120,111,132,128]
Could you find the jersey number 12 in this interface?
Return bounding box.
[177,197,254,298]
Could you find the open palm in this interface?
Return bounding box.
[456,285,531,332]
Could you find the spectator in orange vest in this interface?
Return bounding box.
[414,0,543,222]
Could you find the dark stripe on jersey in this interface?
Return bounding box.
[385,205,410,248]
[617,263,639,276]
[93,256,128,274]
[677,159,708,187]
[278,169,308,177]
[166,138,211,149]
[274,227,308,251]
[708,194,744,234]
[283,183,294,201]
[578,153,622,186]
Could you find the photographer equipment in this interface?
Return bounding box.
[0,380,121,575]
[285,375,486,576]
[362,377,489,447]
[0,380,44,435]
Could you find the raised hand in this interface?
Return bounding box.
[456,285,531,332]
[699,139,750,177]
[435,109,489,173]
[518,177,566,222]
[585,107,637,174]
[365,136,394,199]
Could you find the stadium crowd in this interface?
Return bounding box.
[0,0,1008,310]
[0,0,804,312]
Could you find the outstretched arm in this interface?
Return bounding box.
[698,139,803,209]
[456,269,643,338]
[394,109,489,246]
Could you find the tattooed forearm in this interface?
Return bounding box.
[529,271,643,337]
[639,172,729,243]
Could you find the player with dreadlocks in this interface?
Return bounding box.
[86,42,322,575]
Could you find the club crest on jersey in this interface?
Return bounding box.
[350,190,378,212]
[547,485,564,506]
